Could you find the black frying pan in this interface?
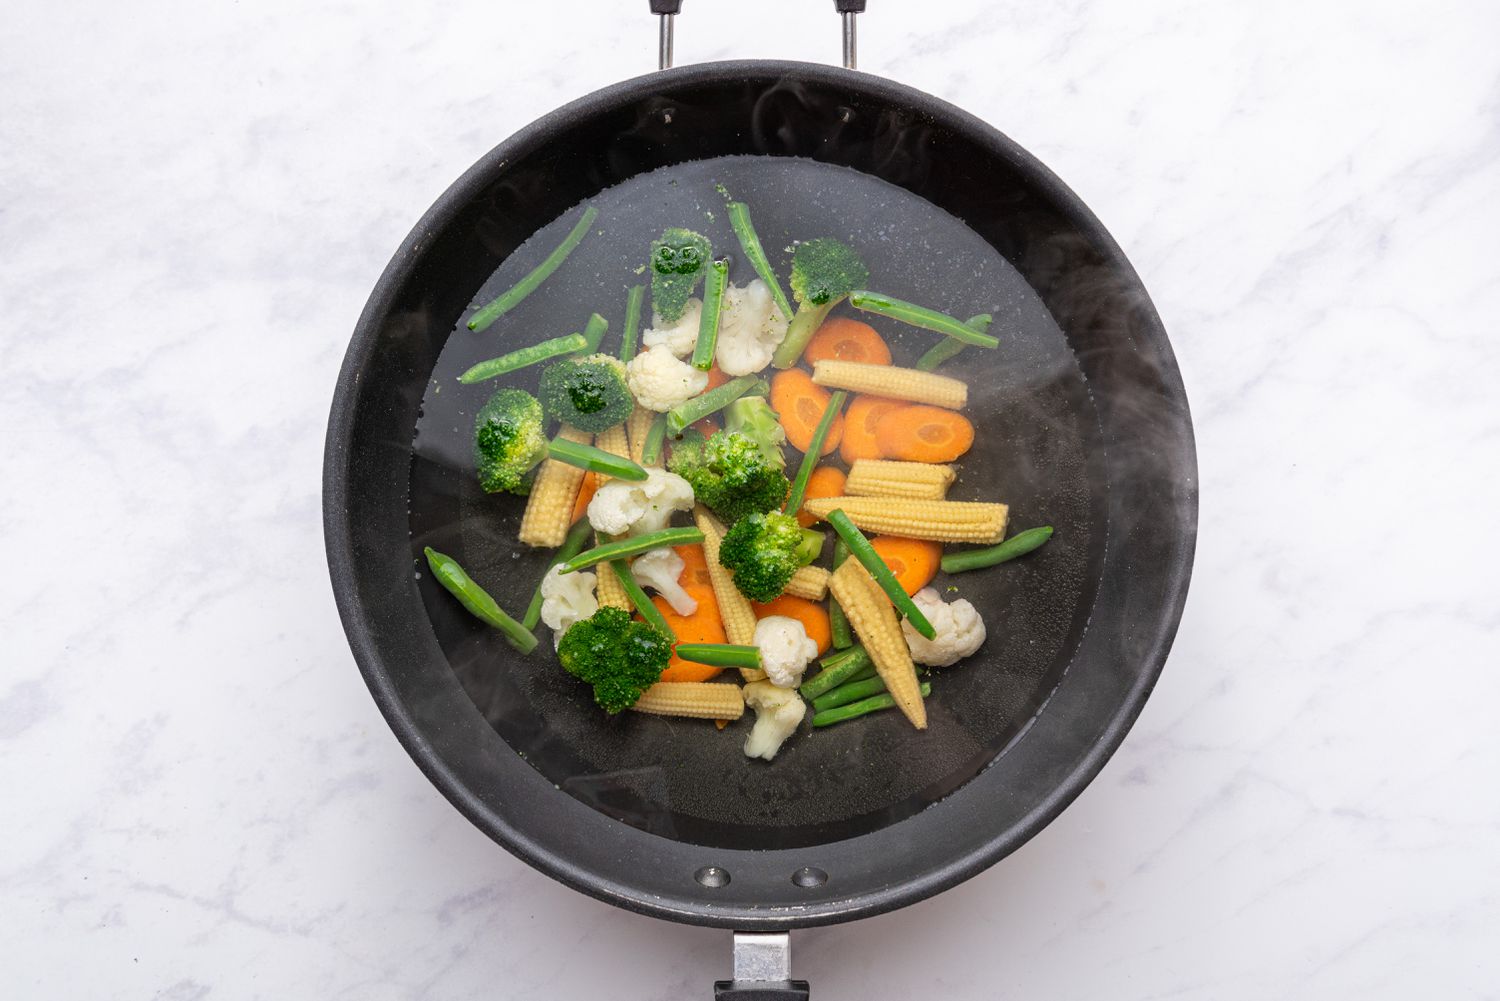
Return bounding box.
[324,15,1196,997]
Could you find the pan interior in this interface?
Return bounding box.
[409,154,1102,851]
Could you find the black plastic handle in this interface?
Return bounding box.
[834,1,867,11]
[649,0,683,13]
[714,981,811,1001]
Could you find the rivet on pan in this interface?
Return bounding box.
[660,107,676,125]
[791,867,828,888]
[694,866,731,888]
[836,105,854,123]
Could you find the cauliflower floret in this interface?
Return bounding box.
[587,467,695,537]
[715,280,789,376]
[626,344,710,412]
[753,615,819,689]
[630,547,698,616]
[742,680,806,761]
[902,587,987,666]
[539,565,598,649]
[641,298,703,358]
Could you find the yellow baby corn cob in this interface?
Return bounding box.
[627,404,656,465]
[592,423,631,482]
[801,496,1008,544]
[518,425,591,548]
[828,561,926,729]
[811,359,967,410]
[693,506,767,681]
[783,564,830,601]
[631,682,746,720]
[594,555,633,611]
[845,459,956,500]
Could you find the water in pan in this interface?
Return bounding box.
[409,155,1103,851]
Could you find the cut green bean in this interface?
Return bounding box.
[609,559,674,640]
[546,437,648,481]
[620,284,645,362]
[812,674,892,713]
[849,291,1000,348]
[468,205,598,332]
[799,644,872,700]
[691,259,730,371]
[915,315,993,372]
[819,643,863,671]
[559,526,705,574]
[940,526,1054,574]
[784,390,847,513]
[827,510,936,640]
[640,412,669,466]
[578,312,609,354]
[522,517,594,631]
[423,547,538,653]
[458,333,588,384]
[726,201,793,319]
[812,681,931,727]
[665,375,767,436]
[673,643,762,670]
[828,539,853,649]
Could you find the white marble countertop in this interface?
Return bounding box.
[4,1,1497,998]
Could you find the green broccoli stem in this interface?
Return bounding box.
[940,526,1054,574]
[828,539,854,649]
[848,291,1000,349]
[795,528,825,566]
[665,375,768,436]
[578,312,609,354]
[458,333,588,384]
[915,314,994,372]
[674,643,762,670]
[826,510,938,640]
[784,390,847,513]
[799,644,870,700]
[640,411,669,466]
[423,547,539,653]
[468,204,598,332]
[770,300,838,369]
[620,284,645,362]
[546,437,647,481]
[522,517,595,631]
[811,681,932,727]
[726,201,793,319]
[691,259,730,371]
[812,673,894,713]
[559,526,705,574]
[609,560,675,640]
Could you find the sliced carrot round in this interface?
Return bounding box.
[752,593,832,655]
[868,536,943,596]
[646,545,727,682]
[703,365,731,392]
[839,394,903,465]
[770,369,844,456]
[796,466,847,527]
[804,317,891,367]
[875,404,975,463]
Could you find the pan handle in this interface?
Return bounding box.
[650,1,865,71]
[713,932,811,1000]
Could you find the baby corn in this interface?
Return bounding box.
[783,564,831,601]
[828,561,925,729]
[846,459,956,500]
[627,404,656,465]
[593,554,633,611]
[811,359,967,410]
[518,425,591,548]
[801,496,1008,544]
[631,682,746,720]
[694,506,760,647]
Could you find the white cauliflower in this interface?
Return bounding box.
[587,467,695,537]
[715,280,789,376]
[902,587,987,666]
[626,344,709,412]
[630,547,698,616]
[539,565,598,649]
[742,680,806,761]
[641,298,703,358]
[753,615,819,689]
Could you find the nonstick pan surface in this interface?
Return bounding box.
[325,61,1196,928]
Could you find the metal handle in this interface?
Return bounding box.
[649,1,863,71]
[713,933,810,1001]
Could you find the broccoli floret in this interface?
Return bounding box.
[556,606,672,714]
[650,227,712,323]
[795,528,825,566]
[722,395,788,468]
[473,388,548,494]
[718,510,805,602]
[538,353,632,432]
[770,237,870,368]
[666,427,707,468]
[669,430,790,524]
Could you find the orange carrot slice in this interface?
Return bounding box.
[571,472,598,524]
[646,545,727,682]
[752,594,832,655]
[875,404,975,462]
[868,536,943,595]
[704,365,731,392]
[804,317,892,367]
[770,369,844,456]
[796,466,847,527]
[839,394,903,465]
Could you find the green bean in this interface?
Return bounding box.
[640,412,669,466]
[726,201,793,319]
[665,375,767,436]
[691,259,730,371]
[784,390,846,513]
[558,526,705,574]
[457,333,588,384]
[940,526,1054,574]
[609,560,674,640]
[423,547,538,653]
[674,643,762,670]
[799,645,871,700]
[578,312,609,354]
[828,539,853,649]
[848,291,999,348]
[811,681,931,727]
[546,437,648,481]
[521,517,594,631]
[827,510,936,639]
[620,284,645,362]
[811,674,892,713]
[915,314,993,372]
[468,205,598,332]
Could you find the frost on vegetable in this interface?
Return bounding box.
[473,388,548,495]
[715,280,788,376]
[626,344,710,413]
[642,297,703,358]
[538,354,633,432]
[650,228,711,324]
